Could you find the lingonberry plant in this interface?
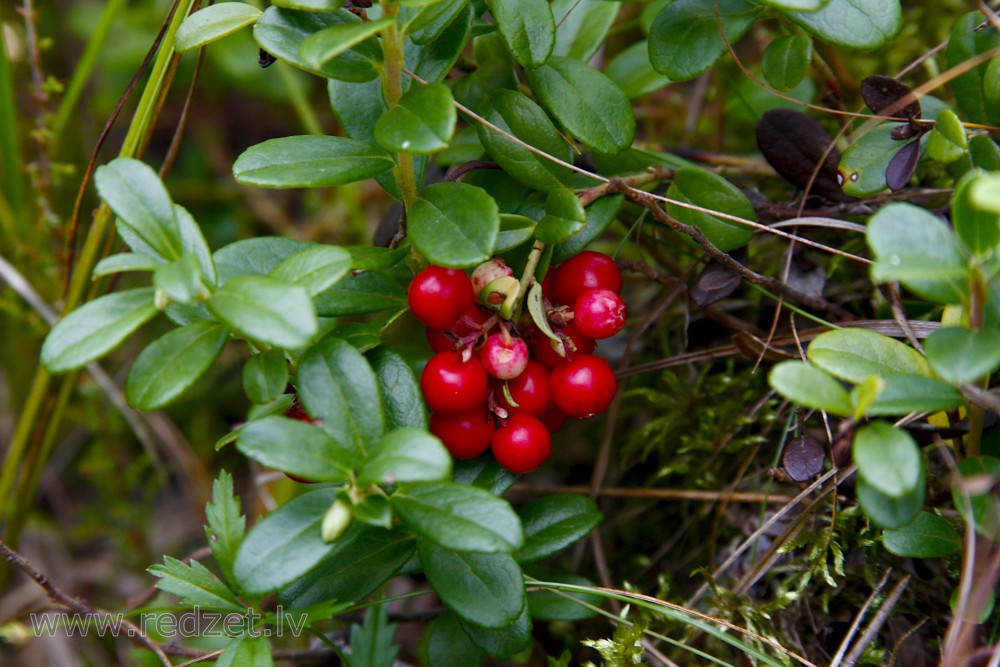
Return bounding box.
[7,0,1000,664]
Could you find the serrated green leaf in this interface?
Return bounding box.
[358,428,452,486]
[769,360,853,416]
[806,328,930,383]
[126,320,228,411]
[409,182,499,268]
[368,347,427,430]
[883,511,961,558]
[300,17,393,69]
[176,2,261,53]
[375,83,456,154]
[485,0,554,69]
[854,422,922,497]
[205,470,245,585]
[149,556,244,612]
[762,35,813,92]
[208,275,317,349]
[96,158,183,261]
[348,604,399,667]
[216,636,273,667]
[42,288,157,373]
[234,136,395,188]
[784,0,901,50]
[666,168,755,252]
[238,415,356,481]
[515,494,601,563]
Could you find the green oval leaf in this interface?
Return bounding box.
[839,125,914,197]
[769,360,853,416]
[550,0,619,63]
[405,0,469,45]
[208,275,317,349]
[552,195,624,264]
[536,187,585,243]
[409,182,500,268]
[314,271,407,317]
[515,494,602,563]
[233,136,394,188]
[666,168,755,252]
[214,237,312,284]
[243,348,288,404]
[853,421,922,497]
[867,202,970,304]
[856,475,923,529]
[126,320,228,411]
[458,605,532,658]
[93,253,162,277]
[525,56,635,154]
[237,415,354,481]
[42,288,157,373]
[807,328,931,383]
[269,245,351,296]
[926,108,968,164]
[784,0,901,50]
[495,214,537,253]
[176,2,262,53]
[485,0,554,69]
[375,82,456,154]
[947,12,1000,126]
[762,35,813,92]
[368,346,427,430]
[756,0,824,8]
[648,0,762,82]
[883,511,961,558]
[95,158,182,261]
[925,327,1000,385]
[300,17,393,69]
[391,482,524,553]
[233,488,339,594]
[358,428,452,486]
[953,170,1000,257]
[417,540,525,628]
[864,374,964,416]
[605,41,672,100]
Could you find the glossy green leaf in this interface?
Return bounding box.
[850,375,884,420]
[314,271,407,317]
[605,41,672,100]
[476,89,574,192]
[234,135,394,188]
[358,428,452,486]
[350,492,392,529]
[154,253,202,305]
[526,57,635,154]
[375,83,456,154]
[863,373,964,416]
[552,195,624,264]
[279,524,415,607]
[550,0,619,62]
[527,574,601,621]
[953,456,1000,541]
[392,482,523,553]
[253,7,381,81]
[856,475,923,529]
[418,540,525,627]
[298,335,385,451]
[347,245,408,271]
[204,471,245,585]
[272,0,344,10]
[300,17,393,69]
[422,612,483,667]
[807,328,930,383]
[328,78,386,141]
[648,0,762,82]
[515,494,601,563]
[666,168,755,252]
[126,320,228,411]
[368,346,427,430]
[42,288,157,373]
[95,158,182,261]
[854,421,922,497]
[214,237,311,284]
[883,511,961,558]
[93,253,161,277]
[947,12,1000,126]
[839,125,912,197]
[868,202,970,304]
[409,2,473,84]
[452,455,519,496]
[495,214,537,253]
[769,361,853,416]
[970,134,1000,172]
[409,182,499,268]
[485,0,554,69]
[237,415,355,481]
[406,0,469,45]
[756,0,824,8]
[176,2,261,53]
[216,637,273,667]
[174,205,217,286]
[762,35,813,92]
[953,170,1000,256]
[269,245,351,296]
[536,187,586,243]
[208,275,317,349]
[784,0,901,50]
[925,327,1000,384]
[458,605,532,658]
[233,488,338,594]
[149,556,244,612]
[926,108,968,164]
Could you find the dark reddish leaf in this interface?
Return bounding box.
[861,75,921,120]
[783,435,825,482]
[885,139,921,191]
[756,109,852,202]
[690,261,741,309]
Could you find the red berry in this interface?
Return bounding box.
[426,327,454,353]
[497,361,551,417]
[408,266,474,330]
[574,289,626,339]
[549,354,617,418]
[532,322,596,369]
[421,352,489,414]
[552,251,622,306]
[430,409,495,459]
[492,414,552,473]
[479,333,530,380]
[539,406,569,433]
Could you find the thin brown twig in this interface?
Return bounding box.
[842,574,911,667]
[511,483,795,504]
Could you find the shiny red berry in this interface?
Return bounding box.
[532,322,596,369]
[552,251,622,306]
[479,333,530,380]
[408,266,474,330]
[421,352,489,414]
[491,414,552,473]
[538,406,569,433]
[497,361,551,417]
[574,289,626,339]
[430,409,495,459]
[549,354,617,418]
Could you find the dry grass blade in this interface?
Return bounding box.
[828,569,892,667]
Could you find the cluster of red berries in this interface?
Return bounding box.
[409,251,626,474]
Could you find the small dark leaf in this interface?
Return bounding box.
[885,139,920,192]
[756,109,851,202]
[861,74,921,120]
[783,435,825,482]
[690,261,741,309]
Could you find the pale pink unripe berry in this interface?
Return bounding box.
[471,259,514,297]
[479,333,530,380]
